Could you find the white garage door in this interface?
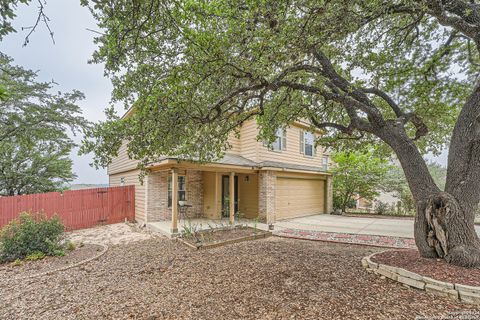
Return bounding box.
[275,177,325,220]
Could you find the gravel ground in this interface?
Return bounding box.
[373,249,480,286]
[1,237,478,320]
[67,223,152,245]
[0,244,101,279]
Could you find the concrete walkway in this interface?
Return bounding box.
[147,214,480,240]
[274,214,480,239]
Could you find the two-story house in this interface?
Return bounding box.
[108,118,333,233]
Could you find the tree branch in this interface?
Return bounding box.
[361,87,403,117]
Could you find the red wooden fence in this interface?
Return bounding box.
[0,186,135,231]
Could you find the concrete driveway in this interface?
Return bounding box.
[275,214,480,239]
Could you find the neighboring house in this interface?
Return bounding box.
[109,117,333,232]
[68,184,109,190]
[354,197,374,213]
[353,192,399,213]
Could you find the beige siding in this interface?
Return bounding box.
[227,132,241,154]
[109,170,146,223]
[239,119,261,162]
[238,173,259,219]
[258,124,327,167]
[235,119,329,168]
[275,176,325,219]
[108,141,139,175]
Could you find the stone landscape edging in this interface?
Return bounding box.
[362,251,480,305]
[5,243,108,282]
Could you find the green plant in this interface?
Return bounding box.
[181,220,201,243]
[0,212,65,263]
[25,251,46,261]
[67,241,76,251]
[53,249,65,256]
[234,211,244,220]
[375,201,388,215]
[252,218,258,234]
[11,258,22,267]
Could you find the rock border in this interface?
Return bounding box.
[362,251,480,305]
[4,243,108,282]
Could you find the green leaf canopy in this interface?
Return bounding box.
[83,1,474,169]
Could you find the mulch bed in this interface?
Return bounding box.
[0,244,102,279]
[372,249,480,286]
[181,227,269,249]
[277,228,416,249]
[0,237,478,319]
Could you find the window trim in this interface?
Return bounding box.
[167,174,187,208]
[266,128,287,152]
[303,131,315,157]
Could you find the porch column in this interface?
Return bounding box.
[171,168,178,233]
[229,172,235,224]
[325,175,333,214]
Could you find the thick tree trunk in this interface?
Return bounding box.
[376,120,480,267]
[420,192,480,267]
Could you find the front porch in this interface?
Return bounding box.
[144,163,268,234]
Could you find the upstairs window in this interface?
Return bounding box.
[300,131,315,157]
[267,128,287,151]
[168,175,186,207]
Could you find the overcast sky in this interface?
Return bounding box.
[1,1,449,185]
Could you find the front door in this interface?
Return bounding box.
[221,175,238,218]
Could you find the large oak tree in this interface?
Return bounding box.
[82,0,480,267]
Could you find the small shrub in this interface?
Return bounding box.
[0,212,65,263]
[374,201,388,215]
[25,251,46,261]
[67,241,76,251]
[181,220,201,243]
[53,249,65,256]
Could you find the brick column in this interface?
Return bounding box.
[185,170,203,218]
[258,170,276,224]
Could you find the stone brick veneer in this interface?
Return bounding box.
[259,170,276,224]
[185,170,203,218]
[146,169,204,222]
[146,171,168,222]
[362,252,480,305]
